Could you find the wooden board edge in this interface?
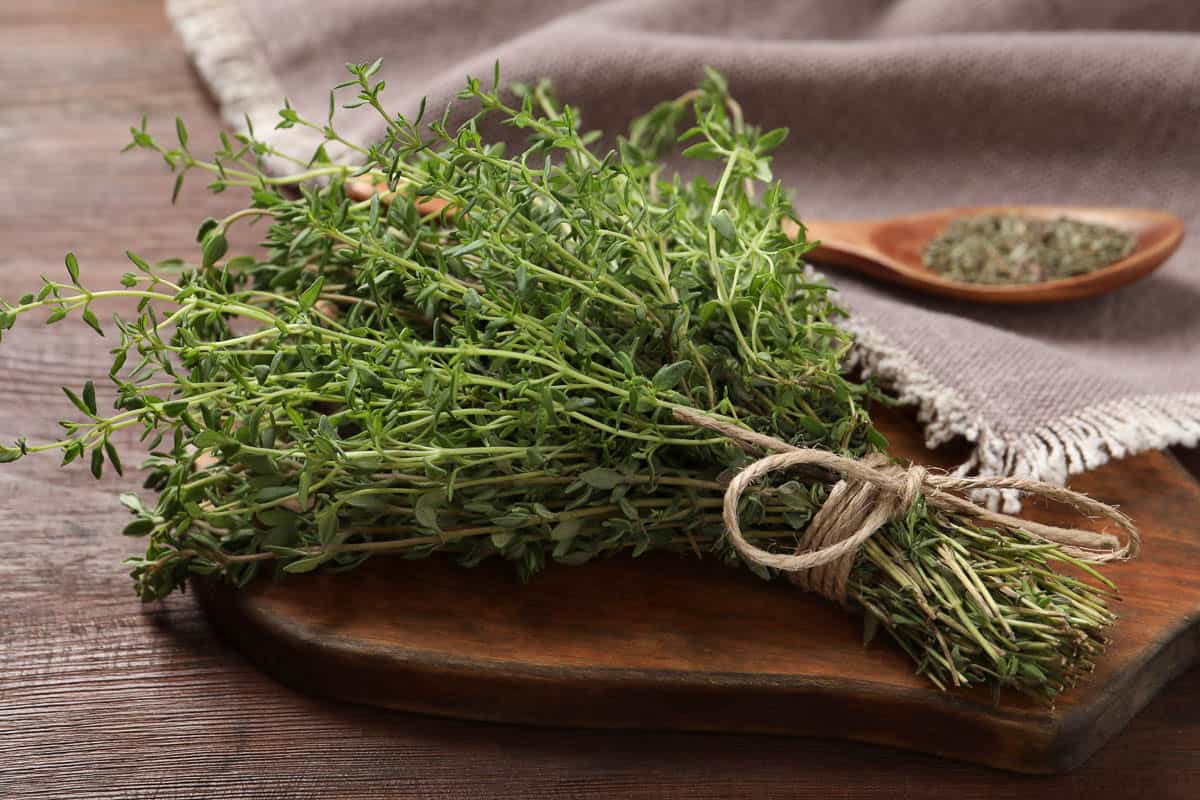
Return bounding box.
[1049,611,1200,771]
[194,574,1200,774]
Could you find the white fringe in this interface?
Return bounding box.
[165,0,285,139]
[847,318,1200,513]
[167,0,360,174]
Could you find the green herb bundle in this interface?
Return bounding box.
[0,63,1119,700]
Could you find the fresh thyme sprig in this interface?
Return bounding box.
[0,62,1119,701]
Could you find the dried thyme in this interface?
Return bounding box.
[922,213,1135,284]
[0,62,1123,701]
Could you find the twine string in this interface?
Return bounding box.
[673,407,1139,605]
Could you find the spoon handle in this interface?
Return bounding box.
[801,219,898,282]
[804,219,875,248]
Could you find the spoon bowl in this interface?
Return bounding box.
[799,206,1184,304]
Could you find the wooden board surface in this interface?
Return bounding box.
[2,2,1199,797]
[194,407,1200,773]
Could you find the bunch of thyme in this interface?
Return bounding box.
[0,62,1118,700]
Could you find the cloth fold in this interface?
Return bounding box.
[167,0,1200,507]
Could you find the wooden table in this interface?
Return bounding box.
[1,2,1197,796]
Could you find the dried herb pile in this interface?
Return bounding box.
[0,63,1120,700]
[923,213,1135,284]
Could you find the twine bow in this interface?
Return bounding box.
[673,407,1139,605]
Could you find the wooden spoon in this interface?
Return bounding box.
[793,206,1184,304]
[345,176,454,218]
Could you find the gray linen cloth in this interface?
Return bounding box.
[168,0,1200,509]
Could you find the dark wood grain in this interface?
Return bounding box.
[0,2,1198,797]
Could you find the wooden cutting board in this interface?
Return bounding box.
[195,408,1200,773]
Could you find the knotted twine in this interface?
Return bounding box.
[673,407,1139,606]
